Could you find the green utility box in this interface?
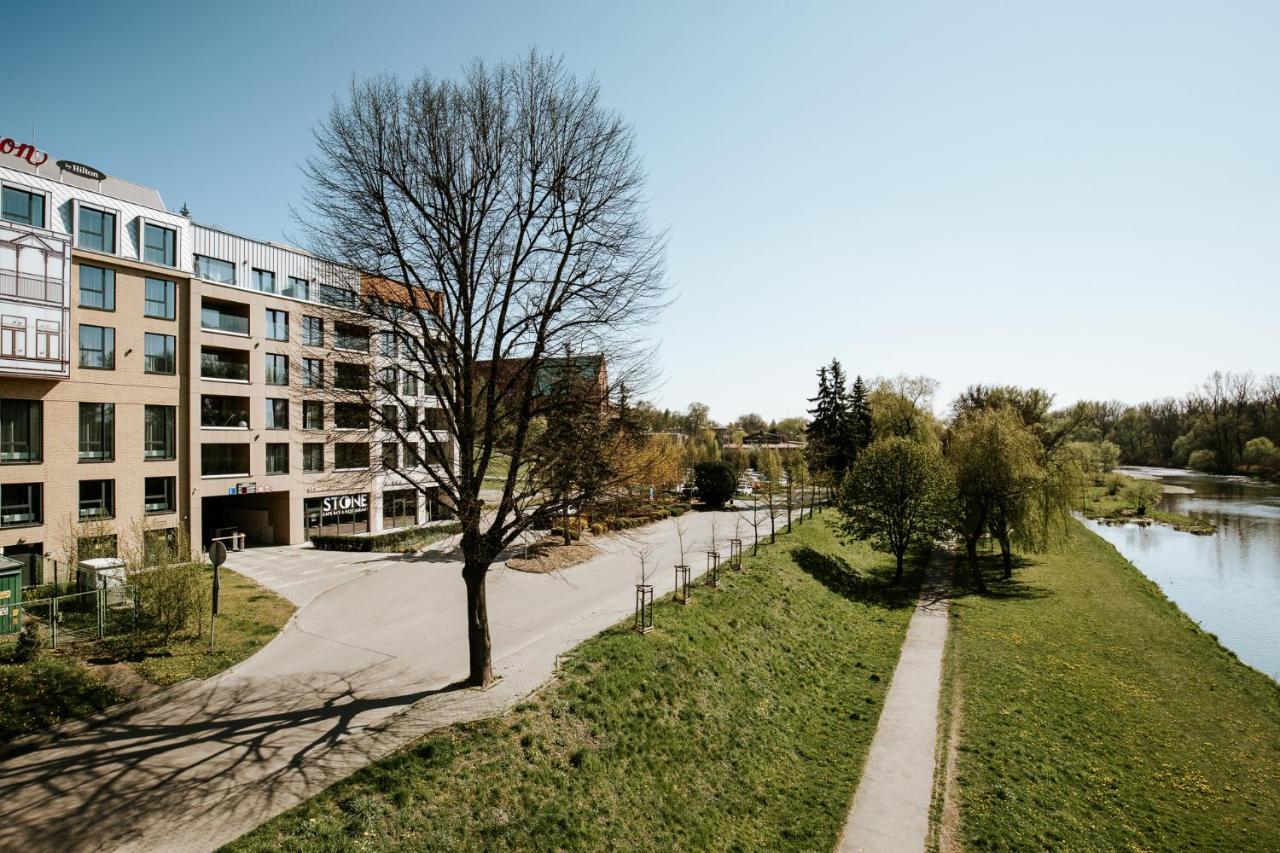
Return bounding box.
[0,556,23,634]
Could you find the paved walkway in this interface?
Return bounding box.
[837,551,951,853]
[0,511,741,852]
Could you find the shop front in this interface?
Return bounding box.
[304,492,370,539]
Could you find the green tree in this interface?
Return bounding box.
[757,448,785,543]
[694,460,736,509]
[849,375,873,457]
[1123,479,1163,516]
[840,437,953,582]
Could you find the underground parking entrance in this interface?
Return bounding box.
[202,487,292,547]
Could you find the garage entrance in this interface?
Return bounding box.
[202,491,291,546]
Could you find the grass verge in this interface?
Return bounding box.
[229,513,919,851]
[123,565,295,686]
[943,521,1280,850]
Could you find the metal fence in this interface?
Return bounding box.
[12,585,138,649]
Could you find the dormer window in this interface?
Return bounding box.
[77,205,116,253]
[143,222,176,266]
[1,186,44,228]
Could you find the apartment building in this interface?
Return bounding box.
[0,137,452,580]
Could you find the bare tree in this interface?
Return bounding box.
[300,53,667,686]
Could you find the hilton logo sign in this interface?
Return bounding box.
[0,137,49,167]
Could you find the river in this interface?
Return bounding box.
[1082,466,1280,681]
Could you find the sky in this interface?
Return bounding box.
[6,1,1278,423]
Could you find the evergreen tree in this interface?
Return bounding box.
[850,375,873,457]
[806,359,858,485]
[806,365,834,475]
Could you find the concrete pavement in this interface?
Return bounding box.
[837,551,951,853]
[0,510,742,852]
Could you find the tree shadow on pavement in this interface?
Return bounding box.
[791,547,919,611]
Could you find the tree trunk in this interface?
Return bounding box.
[462,559,493,687]
[786,489,793,533]
[999,532,1013,579]
[769,504,776,543]
[562,503,571,546]
[894,551,904,584]
[966,538,987,593]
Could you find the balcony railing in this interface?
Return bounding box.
[0,271,64,304]
[201,308,250,335]
[201,356,249,381]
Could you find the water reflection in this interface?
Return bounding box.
[1083,467,1280,681]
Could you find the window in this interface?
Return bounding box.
[379,332,397,358]
[252,268,276,293]
[265,353,288,386]
[424,440,454,466]
[380,404,398,429]
[402,441,418,468]
[266,443,289,475]
[301,316,323,346]
[144,476,177,514]
[403,405,418,428]
[145,277,176,320]
[201,395,250,428]
[335,403,369,430]
[285,276,310,300]
[401,370,419,396]
[145,405,176,459]
[143,223,176,266]
[143,529,177,564]
[201,347,249,381]
[382,441,399,470]
[303,401,324,430]
[303,443,324,472]
[1,316,26,356]
[78,479,115,520]
[35,320,60,360]
[335,443,370,470]
[0,483,41,527]
[0,400,41,463]
[334,323,370,352]
[78,325,115,369]
[265,309,288,341]
[79,265,115,310]
[200,298,249,335]
[201,443,250,477]
[144,333,176,374]
[424,407,449,430]
[78,402,114,461]
[377,367,396,392]
[334,362,367,390]
[78,206,116,253]
[1,186,44,228]
[265,398,289,430]
[302,357,323,388]
[195,254,236,285]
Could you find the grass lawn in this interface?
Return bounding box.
[126,565,295,686]
[0,656,120,742]
[229,513,920,851]
[943,521,1280,850]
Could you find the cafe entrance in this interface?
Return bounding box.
[304,492,370,539]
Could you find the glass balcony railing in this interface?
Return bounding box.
[201,354,249,381]
[201,307,250,335]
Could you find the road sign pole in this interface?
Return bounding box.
[209,540,227,653]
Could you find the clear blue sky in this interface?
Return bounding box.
[8,1,1278,423]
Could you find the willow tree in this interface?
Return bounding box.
[301,53,667,686]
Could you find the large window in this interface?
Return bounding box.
[401,370,419,396]
[145,476,177,515]
[379,332,398,358]
[201,347,249,381]
[78,402,114,461]
[335,403,369,430]
[200,298,249,335]
[265,398,289,430]
[265,309,288,341]
[334,443,370,470]
[78,479,115,520]
[265,353,288,386]
[195,254,236,285]
[0,399,41,463]
[145,277,176,320]
[383,489,418,530]
[252,268,276,293]
[380,404,398,429]
[301,316,323,346]
[266,443,289,475]
[303,443,324,472]
[334,322,370,352]
[201,395,250,428]
[144,333,176,374]
[79,265,115,311]
[302,357,323,388]
[78,206,116,253]
[78,325,115,369]
[334,362,367,390]
[143,223,176,266]
[0,483,41,527]
[201,443,250,477]
[303,401,324,430]
[285,276,310,300]
[304,493,369,538]
[382,441,399,471]
[1,186,44,228]
[144,405,176,460]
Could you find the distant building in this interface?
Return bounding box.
[721,430,805,451]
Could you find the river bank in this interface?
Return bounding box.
[939,521,1280,850]
[1081,471,1216,535]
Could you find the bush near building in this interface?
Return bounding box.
[309,523,463,552]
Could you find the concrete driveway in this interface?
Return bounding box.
[0,510,745,852]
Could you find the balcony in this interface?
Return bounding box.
[0,270,63,305]
[201,347,250,382]
[201,298,250,336]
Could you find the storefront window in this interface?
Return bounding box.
[304,493,370,539]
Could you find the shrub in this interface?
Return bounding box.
[1187,449,1217,473]
[13,615,41,663]
[694,460,737,509]
[1243,437,1280,474]
[310,522,462,552]
[1122,479,1163,516]
[548,527,581,542]
[133,563,205,644]
[590,523,607,536]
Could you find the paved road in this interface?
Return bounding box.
[0,511,743,852]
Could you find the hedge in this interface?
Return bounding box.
[310,522,462,552]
